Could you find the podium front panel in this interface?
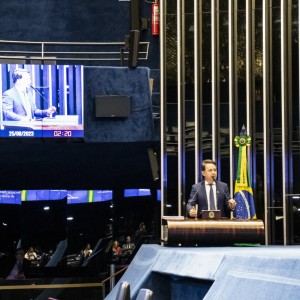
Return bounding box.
[162,218,265,246]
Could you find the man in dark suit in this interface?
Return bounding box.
[186,159,236,218]
[2,68,56,121]
[0,248,31,280]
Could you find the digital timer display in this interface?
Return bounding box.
[54,131,72,137]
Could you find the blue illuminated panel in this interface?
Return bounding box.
[0,190,112,204]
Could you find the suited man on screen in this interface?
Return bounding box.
[2,68,56,121]
[186,159,236,218]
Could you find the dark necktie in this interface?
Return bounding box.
[17,262,22,273]
[209,184,216,210]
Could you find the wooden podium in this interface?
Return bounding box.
[162,217,265,246]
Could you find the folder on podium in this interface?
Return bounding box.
[201,210,221,220]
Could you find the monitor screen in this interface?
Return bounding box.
[0,64,84,138]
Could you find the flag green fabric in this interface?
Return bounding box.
[234,127,256,219]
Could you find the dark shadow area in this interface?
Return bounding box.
[0,141,160,190]
[144,272,213,300]
[20,199,67,252]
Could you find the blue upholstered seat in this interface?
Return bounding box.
[136,288,153,300]
[115,281,130,300]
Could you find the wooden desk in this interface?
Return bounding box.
[162,217,265,246]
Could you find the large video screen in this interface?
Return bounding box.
[0,64,84,138]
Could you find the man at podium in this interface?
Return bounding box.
[186,159,236,219]
[2,68,56,121]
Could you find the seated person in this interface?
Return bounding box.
[121,235,135,257]
[112,240,122,261]
[2,68,56,121]
[81,243,92,260]
[0,248,31,280]
[25,246,37,261]
[135,222,147,242]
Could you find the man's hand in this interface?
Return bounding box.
[228,199,236,210]
[189,206,197,218]
[47,106,56,115]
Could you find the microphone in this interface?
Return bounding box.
[189,184,202,203]
[212,176,231,201]
[187,184,202,219]
[212,177,235,219]
[30,85,49,105]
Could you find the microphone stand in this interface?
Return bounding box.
[195,204,198,221]
[189,184,202,220]
[30,85,56,118]
[212,177,235,220]
[30,85,49,105]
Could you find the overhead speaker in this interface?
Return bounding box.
[148,148,159,181]
[95,95,130,118]
[128,30,140,68]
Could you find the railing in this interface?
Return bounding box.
[0,280,104,299]
[101,265,128,298]
[0,39,150,63]
[0,264,129,300]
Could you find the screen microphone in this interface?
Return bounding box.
[30,85,49,105]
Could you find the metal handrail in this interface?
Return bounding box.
[0,39,150,62]
[101,265,128,298]
[0,264,128,299]
[0,282,104,290]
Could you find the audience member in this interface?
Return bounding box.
[0,248,31,280]
[135,222,147,242]
[112,240,122,261]
[81,243,92,259]
[122,235,135,257]
[25,246,37,261]
[106,224,113,237]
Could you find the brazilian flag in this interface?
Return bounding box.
[234,126,256,219]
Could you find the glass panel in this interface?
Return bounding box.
[202,8,212,160]
[270,5,283,244]
[291,2,300,196]
[254,3,264,221]
[287,194,300,244]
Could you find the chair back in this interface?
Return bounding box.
[45,238,68,267]
[115,281,130,300]
[136,288,153,300]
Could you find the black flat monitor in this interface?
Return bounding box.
[95,95,130,118]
